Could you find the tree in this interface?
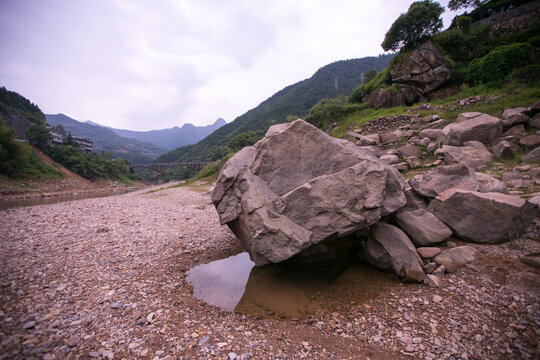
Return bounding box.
[381,0,445,52]
[26,124,51,149]
[448,0,487,11]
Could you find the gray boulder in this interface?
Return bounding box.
[212,119,406,266]
[492,140,515,160]
[428,189,538,244]
[395,209,452,246]
[435,144,493,169]
[361,223,425,282]
[439,113,502,146]
[397,144,421,158]
[475,172,508,194]
[520,135,540,150]
[501,107,529,128]
[433,246,477,273]
[523,147,540,162]
[503,124,527,137]
[380,154,400,165]
[409,164,482,198]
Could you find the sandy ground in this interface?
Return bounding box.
[0,185,539,360]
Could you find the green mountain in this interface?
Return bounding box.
[158,55,394,163]
[46,114,167,163]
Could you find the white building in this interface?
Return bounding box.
[72,136,93,153]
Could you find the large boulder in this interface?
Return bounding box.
[369,88,406,108]
[439,113,502,146]
[428,189,538,244]
[435,143,493,169]
[212,119,407,266]
[391,40,452,104]
[409,164,482,198]
[361,223,425,282]
[395,209,452,246]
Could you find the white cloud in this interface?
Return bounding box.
[0,0,461,131]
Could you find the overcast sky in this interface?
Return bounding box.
[0,0,462,131]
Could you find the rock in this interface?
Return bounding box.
[397,144,421,158]
[432,295,443,303]
[418,118,449,131]
[406,156,421,169]
[67,334,80,347]
[520,254,540,268]
[474,172,508,194]
[390,40,451,105]
[380,130,404,144]
[393,162,409,172]
[433,246,477,273]
[432,265,445,277]
[435,144,493,170]
[409,164,482,198]
[369,88,406,108]
[424,274,442,287]
[401,186,428,211]
[501,107,529,128]
[361,222,424,282]
[395,209,452,246]
[503,124,527,137]
[419,128,442,140]
[228,352,238,360]
[519,135,540,149]
[523,147,540,162]
[417,247,442,259]
[379,154,400,165]
[439,113,502,146]
[22,321,36,330]
[354,133,380,145]
[529,196,540,216]
[429,189,537,244]
[426,141,440,153]
[492,140,515,160]
[212,119,406,266]
[530,114,540,129]
[423,262,437,274]
[528,100,540,116]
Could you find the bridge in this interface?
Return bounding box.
[129,162,211,184]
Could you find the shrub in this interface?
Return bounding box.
[464,42,533,87]
[456,16,472,34]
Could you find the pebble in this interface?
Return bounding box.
[432,295,443,303]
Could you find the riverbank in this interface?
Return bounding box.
[0,185,538,359]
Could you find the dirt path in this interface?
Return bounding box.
[0,186,538,359]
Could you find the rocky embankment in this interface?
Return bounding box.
[1,184,538,359]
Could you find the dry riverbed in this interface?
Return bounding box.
[0,185,539,359]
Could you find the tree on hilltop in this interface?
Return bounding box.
[381,0,445,52]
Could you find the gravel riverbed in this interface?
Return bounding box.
[1,185,538,360]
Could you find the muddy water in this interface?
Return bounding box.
[187,252,400,318]
[0,190,131,210]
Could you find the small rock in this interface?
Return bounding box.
[432,265,445,278]
[22,321,36,330]
[424,274,441,287]
[111,302,121,309]
[417,247,441,259]
[228,352,238,360]
[146,312,155,323]
[432,295,443,303]
[198,336,210,346]
[67,334,80,347]
[423,262,437,274]
[89,352,100,358]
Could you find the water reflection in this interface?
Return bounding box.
[0,190,131,210]
[186,252,254,311]
[187,252,399,318]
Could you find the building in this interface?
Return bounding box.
[46,125,64,146]
[72,136,93,153]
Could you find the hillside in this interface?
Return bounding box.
[0,86,46,139]
[46,114,167,163]
[101,118,227,150]
[158,55,393,163]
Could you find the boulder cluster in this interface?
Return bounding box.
[213,101,539,286]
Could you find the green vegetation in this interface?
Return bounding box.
[0,118,60,179]
[227,131,262,152]
[464,43,533,87]
[45,145,135,182]
[381,0,445,52]
[26,123,51,150]
[0,87,45,126]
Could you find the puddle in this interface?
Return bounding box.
[186,252,254,311]
[187,252,399,318]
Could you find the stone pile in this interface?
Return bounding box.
[213,111,539,285]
